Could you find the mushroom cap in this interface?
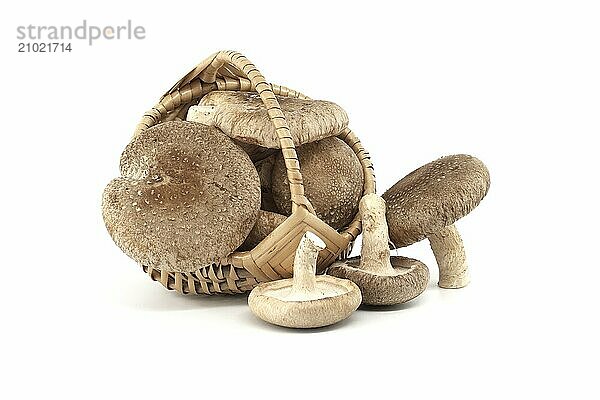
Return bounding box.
[198,91,349,148]
[102,121,261,272]
[328,256,430,306]
[248,275,361,328]
[271,137,364,230]
[240,210,287,250]
[254,155,279,212]
[383,154,490,247]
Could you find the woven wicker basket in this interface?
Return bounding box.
[134,51,376,294]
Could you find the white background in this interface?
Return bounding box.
[2,1,599,398]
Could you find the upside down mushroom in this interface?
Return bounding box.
[328,194,429,306]
[248,232,362,328]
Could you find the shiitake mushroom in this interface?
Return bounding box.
[102,121,261,272]
[271,137,364,230]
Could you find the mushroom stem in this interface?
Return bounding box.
[290,232,326,296]
[427,224,470,288]
[358,194,396,276]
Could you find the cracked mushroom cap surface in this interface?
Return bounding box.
[328,256,430,306]
[197,91,349,148]
[383,154,490,248]
[248,275,361,329]
[102,121,261,272]
[271,137,364,230]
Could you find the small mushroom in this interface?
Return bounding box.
[102,121,261,272]
[188,91,349,148]
[328,194,429,306]
[382,154,490,289]
[240,210,287,250]
[271,137,364,230]
[248,232,362,328]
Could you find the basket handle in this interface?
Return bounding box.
[180,51,314,214]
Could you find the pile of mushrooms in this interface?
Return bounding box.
[102,83,491,330]
[247,153,490,328]
[187,92,365,234]
[103,91,357,275]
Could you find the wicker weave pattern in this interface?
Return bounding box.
[143,264,259,295]
[134,51,376,295]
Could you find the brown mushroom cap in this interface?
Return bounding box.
[240,210,287,250]
[102,121,261,272]
[248,275,361,328]
[328,256,429,306]
[198,91,349,148]
[271,137,364,230]
[383,154,490,247]
[254,155,279,212]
